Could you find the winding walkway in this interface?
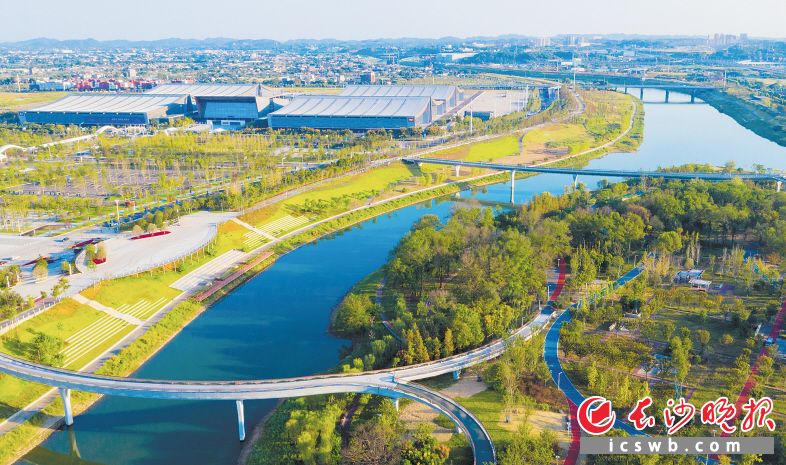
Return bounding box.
[544,262,648,465]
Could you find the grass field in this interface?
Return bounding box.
[0,92,66,110]
[522,123,589,154]
[0,299,108,420]
[0,299,104,353]
[242,163,419,230]
[430,135,520,163]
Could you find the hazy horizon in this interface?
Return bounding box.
[3,0,785,43]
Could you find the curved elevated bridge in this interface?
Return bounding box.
[407,157,786,202]
[0,278,560,465]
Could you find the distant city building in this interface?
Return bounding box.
[535,37,552,48]
[359,71,376,84]
[710,33,739,48]
[436,52,477,62]
[31,81,74,92]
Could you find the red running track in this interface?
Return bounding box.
[551,259,567,302]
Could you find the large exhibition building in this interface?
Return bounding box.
[18,93,190,126]
[144,83,276,128]
[267,84,464,130]
[20,83,468,130]
[20,83,278,128]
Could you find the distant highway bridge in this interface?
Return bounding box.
[595,83,717,103]
[407,157,786,202]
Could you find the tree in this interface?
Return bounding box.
[655,231,683,255]
[407,326,430,364]
[33,257,48,281]
[95,242,107,261]
[499,425,556,465]
[450,304,484,351]
[52,277,70,299]
[28,332,65,366]
[333,294,373,336]
[342,421,401,465]
[400,425,449,465]
[670,336,691,391]
[696,329,711,355]
[443,329,454,356]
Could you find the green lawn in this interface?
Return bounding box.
[430,135,520,163]
[82,275,182,311]
[0,299,103,353]
[63,325,135,370]
[522,123,590,154]
[0,299,107,421]
[455,389,517,446]
[243,163,418,228]
[0,376,49,422]
[0,92,66,110]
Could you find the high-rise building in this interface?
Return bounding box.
[360,71,376,84]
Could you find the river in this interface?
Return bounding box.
[19,89,786,465]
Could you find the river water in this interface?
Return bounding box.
[19,89,786,465]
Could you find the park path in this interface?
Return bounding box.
[544,260,646,465]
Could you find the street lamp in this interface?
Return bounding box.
[557,371,563,389]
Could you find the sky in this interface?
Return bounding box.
[3,0,785,42]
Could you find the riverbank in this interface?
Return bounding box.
[699,89,786,148]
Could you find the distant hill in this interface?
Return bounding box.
[0,37,281,50]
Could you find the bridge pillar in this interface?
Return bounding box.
[690,92,696,104]
[572,174,579,189]
[236,400,246,441]
[59,387,73,426]
[665,90,670,103]
[510,171,515,204]
[453,369,461,380]
[639,87,644,100]
[777,181,782,193]
[394,398,400,412]
[455,165,460,177]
